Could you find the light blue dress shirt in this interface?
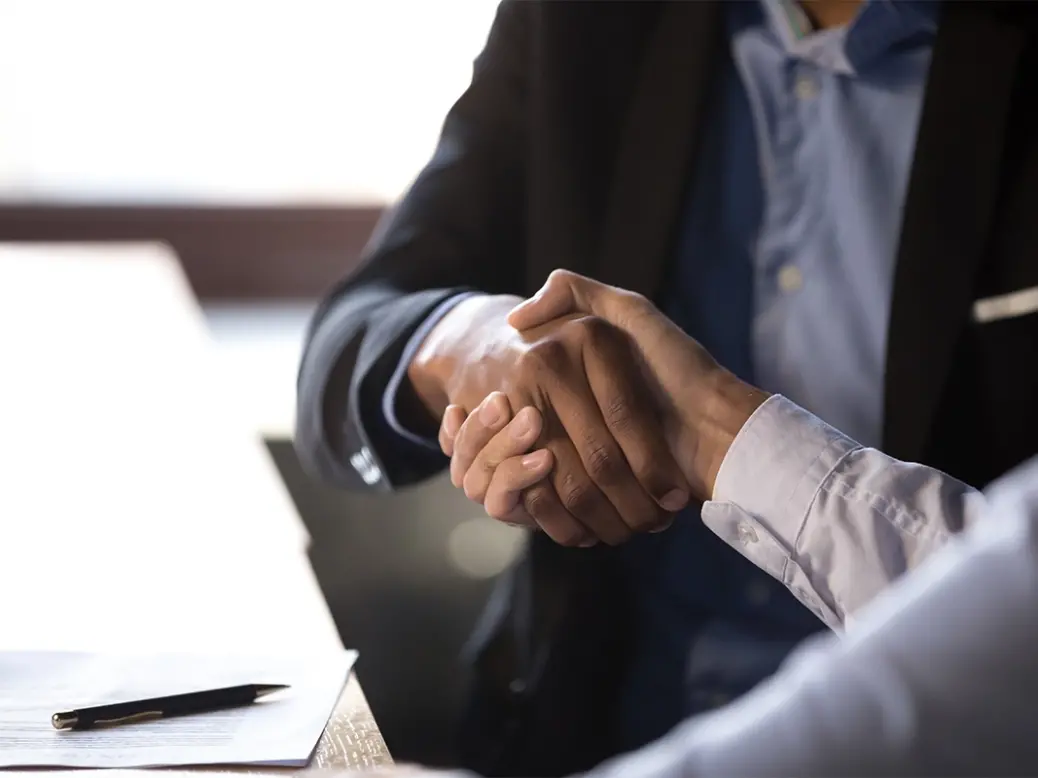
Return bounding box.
[378,0,942,753]
[616,0,939,749]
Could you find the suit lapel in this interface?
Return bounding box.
[597,0,723,299]
[883,3,1026,461]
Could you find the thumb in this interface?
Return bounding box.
[508,269,605,331]
[514,273,694,383]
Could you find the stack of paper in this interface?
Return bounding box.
[0,651,357,768]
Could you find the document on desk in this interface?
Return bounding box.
[0,650,357,768]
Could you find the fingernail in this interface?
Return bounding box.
[480,400,502,426]
[522,451,548,470]
[579,538,598,548]
[659,490,689,512]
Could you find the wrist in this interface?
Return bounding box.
[685,370,769,500]
[407,318,463,420]
[407,294,522,417]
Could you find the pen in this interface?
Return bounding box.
[51,683,290,730]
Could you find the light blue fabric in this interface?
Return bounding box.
[375,0,941,753]
[616,0,939,750]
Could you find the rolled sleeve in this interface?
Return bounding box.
[701,395,978,629]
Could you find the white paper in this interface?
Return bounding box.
[0,650,357,768]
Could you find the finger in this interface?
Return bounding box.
[533,357,665,538]
[650,513,676,534]
[483,449,553,525]
[521,472,598,548]
[508,269,588,331]
[450,392,511,488]
[438,404,466,457]
[583,321,691,517]
[462,406,544,504]
[533,409,634,546]
[509,269,659,339]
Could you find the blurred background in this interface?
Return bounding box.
[0,0,523,767]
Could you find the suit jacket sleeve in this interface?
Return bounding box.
[295,0,530,492]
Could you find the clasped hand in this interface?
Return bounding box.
[433,270,767,546]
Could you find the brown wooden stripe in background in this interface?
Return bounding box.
[0,204,384,300]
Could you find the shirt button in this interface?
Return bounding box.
[777,264,804,293]
[736,523,758,545]
[794,73,819,100]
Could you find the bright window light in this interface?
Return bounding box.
[0,0,498,205]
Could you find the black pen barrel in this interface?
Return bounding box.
[56,684,260,730]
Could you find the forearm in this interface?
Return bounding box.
[589,459,1038,777]
[699,394,983,628]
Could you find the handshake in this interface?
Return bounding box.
[408,271,770,547]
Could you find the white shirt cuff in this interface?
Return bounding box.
[701,395,860,628]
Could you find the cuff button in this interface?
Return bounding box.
[736,523,759,545]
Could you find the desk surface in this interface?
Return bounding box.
[0,244,389,771]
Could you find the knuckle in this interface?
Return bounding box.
[623,290,653,312]
[521,484,554,518]
[563,314,612,347]
[583,442,624,485]
[520,339,569,375]
[547,268,574,285]
[558,473,598,516]
[624,293,660,329]
[630,460,672,496]
[601,394,635,434]
[580,314,613,340]
[478,452,501,476]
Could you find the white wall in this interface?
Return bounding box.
[0,0,498,204]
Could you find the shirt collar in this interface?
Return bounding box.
[760,0,941,74]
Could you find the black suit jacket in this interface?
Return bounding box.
[296,2,1038,775]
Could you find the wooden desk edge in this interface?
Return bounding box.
[308,672,393,771]
[0,675,391,776]
[163,672,391,773]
